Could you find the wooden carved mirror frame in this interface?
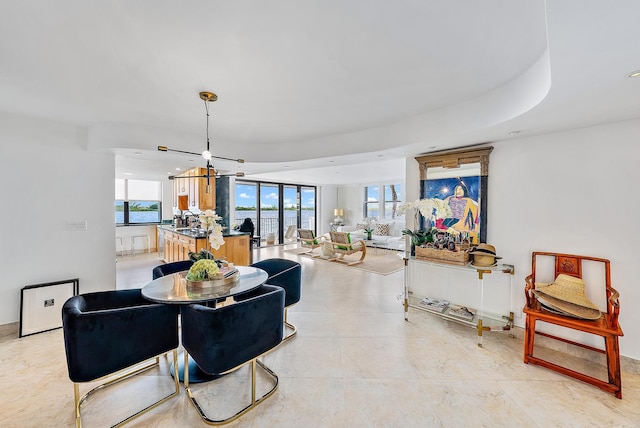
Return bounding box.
[415,146,493,243]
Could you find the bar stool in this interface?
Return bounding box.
[115,236,124,257]
[131,234,150,255]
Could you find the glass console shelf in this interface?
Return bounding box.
[399,253,515,347]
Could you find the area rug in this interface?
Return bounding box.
[284,247,405,275]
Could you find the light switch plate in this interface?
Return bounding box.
[67,220,87,231]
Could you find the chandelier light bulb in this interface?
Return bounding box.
[202,150,212,160]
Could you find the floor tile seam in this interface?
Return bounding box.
[491,379,637,426]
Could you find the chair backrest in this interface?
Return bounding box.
[329,231,350,245]
[297,229,320,249]
[250,258,301,307]
[152,260,194,280]
[530,251,610,285]
[62,289,179,382]
[529,251,614,314]
[284,225,296,240]
[181,285,284,375]
[238,218,255,237]
[297,229,316,242]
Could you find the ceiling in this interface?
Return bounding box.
[1,1,639,185]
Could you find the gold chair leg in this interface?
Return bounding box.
[185,354,279,426]
[74,350,180,428]
[282,308,297,342]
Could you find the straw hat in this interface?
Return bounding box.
[469,243,502,267]
[532,274,601,320]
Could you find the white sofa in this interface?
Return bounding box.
[337,222,406,250]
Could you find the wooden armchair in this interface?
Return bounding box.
[523,252,623,398]
[327,231,366,266]
[297,229,322,257]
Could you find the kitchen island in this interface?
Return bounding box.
[158,225,251,266]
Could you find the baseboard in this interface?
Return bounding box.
[0,322,19,339]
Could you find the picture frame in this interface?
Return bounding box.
[19,278,79,337]
[415,146,493,243]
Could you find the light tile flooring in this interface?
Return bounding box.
[2,245,639,427]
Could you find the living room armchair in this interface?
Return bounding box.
[327,231,366,266]
[297,229,322,257]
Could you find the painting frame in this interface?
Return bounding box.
[19,278,79,338]
[415,146,493,243]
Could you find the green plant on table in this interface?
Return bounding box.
[401,227,436,246]
[186,259,219,281]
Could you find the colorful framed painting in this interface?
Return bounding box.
[424,175,481,241]
[415,146,493,243]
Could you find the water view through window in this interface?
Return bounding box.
[234,181,316,243]
[115,179,162,224]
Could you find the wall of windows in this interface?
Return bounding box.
[363,183,403,220]
[115,179,162,225]
[234,180,317,244]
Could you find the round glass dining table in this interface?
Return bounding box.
[141,265,268,304]
[141,265,269,382]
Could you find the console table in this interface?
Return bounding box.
[400,254,514,347]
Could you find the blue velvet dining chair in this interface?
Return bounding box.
[250,258,302,341]
[152,259,194,280]
[181,284,285,425]
[62,289,180,428]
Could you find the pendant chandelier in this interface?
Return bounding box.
[158,91,244,193]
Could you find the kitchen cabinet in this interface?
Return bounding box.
[160,227,250,266]
[173,167,215,211]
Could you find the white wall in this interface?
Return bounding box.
[319,185,338,234]
[492,120,640,358]
[405,119,640,359]
[337,184,362,226]
[0,112,116,325]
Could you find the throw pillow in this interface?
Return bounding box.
[375,223,390,236]
[355,223,368,230]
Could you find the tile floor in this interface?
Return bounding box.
[1,245,639,427]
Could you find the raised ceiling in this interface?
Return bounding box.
[1,1,639,184]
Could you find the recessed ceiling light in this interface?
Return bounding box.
[427,146,437,150]
[123,172,133,176]
[175,167,181,171]
[627,70,640,78]
[508,130,522,136]
[134,152,142,156]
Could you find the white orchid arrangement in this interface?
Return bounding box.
[361,217,376,233]
[397,198,452,219]
[199,209,225,250]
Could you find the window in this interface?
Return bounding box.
[364,183,403,219]
[115,179,162,225]
[234,180,317,242]
[364,185,379,218]
[384,183,403,219]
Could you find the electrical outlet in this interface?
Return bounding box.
[67,220,88,231]
[44,299,54,307]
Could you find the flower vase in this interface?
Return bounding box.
[410,243,416,256]
[366,231,372,240]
